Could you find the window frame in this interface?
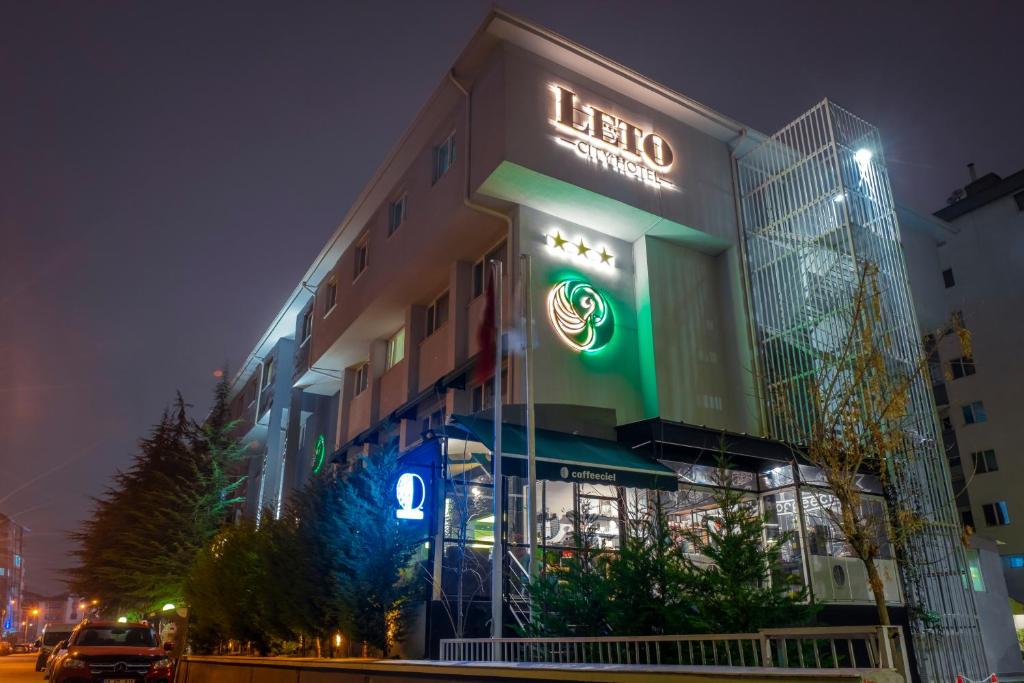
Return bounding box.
[950,356,976,379]
[352,362,370,397]
[323,279,338,317]
[261,357,275,389]
[353,233,369,281]
[432,130,456,184]
[387,194,407,237]
[300,308,313,345]
[972,449,998,474]
[385,327,406,370]
[472,240,507,299]
[942,268,956,288]
[982,501,1011,527]
[962,400,988,425]
[424,290,450,338]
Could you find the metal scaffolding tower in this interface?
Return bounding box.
[735,100,987,681]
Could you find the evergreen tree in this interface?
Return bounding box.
[69,379,246,616]
[333,448,419,655]
[521,503,614,637]
[678,462,817,633]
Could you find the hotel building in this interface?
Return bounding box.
[0,512,25,639]
[223,10,1000,680]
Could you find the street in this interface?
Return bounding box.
[0,653,42,682]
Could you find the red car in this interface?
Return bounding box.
[50,620,174,683]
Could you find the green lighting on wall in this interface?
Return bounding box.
[547,278,614,353]
[312,434,326,474]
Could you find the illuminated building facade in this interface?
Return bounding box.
[0,513,25,639]
[223,10,996,678]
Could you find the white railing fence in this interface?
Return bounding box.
[441,625,909,677]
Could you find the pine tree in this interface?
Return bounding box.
[521,503,614,637]
[678,461,817,633]
[333,448,420,655]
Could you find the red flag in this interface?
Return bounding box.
[473,269,496,386]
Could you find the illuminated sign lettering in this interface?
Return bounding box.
[547,279,614,353]
[395,472,427,520]
[551,85,675,189]
[312,434,326,474]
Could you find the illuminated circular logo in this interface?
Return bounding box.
[547,279,614,352]
[312,434,326,474]
[395,472,426,520]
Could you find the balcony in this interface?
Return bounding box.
[419,324,452,390]
[379,360,409,418]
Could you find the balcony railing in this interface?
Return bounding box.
[440,625,909,677]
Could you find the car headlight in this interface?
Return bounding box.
[62,658,88,669]
[150,657,173,670]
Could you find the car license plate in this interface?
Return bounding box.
[104,679,135,683]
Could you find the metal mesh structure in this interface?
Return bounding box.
[735,100,986,682]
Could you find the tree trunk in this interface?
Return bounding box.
[864,557,891,626]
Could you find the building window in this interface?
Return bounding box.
[982,501,1011,526]
[1008,555,1024,569]
[301,309,313,344]
[965,550,985,592]
[950,356,976,379]
[962,509,975,529]
[386,327,406,370]
[432,131,456,184]
[941,415,953,432]
[972,449,998,474]
[352,362,370,396]
[420,408,445,438]
[1014,190,1024,212]
[471,367,509,412]
[942,268,956,288]
[472,241,507,298]
[323,279,337,316]
[14,555,20,567]
[354,234,369,280]
[261,357,274,389]
[425,291,449,337]
[962,400,987,425]
[388,195,407,236]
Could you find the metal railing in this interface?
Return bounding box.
[440,625,909,676]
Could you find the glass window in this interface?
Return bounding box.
[802,490,892,560]
[261,357,274,389]
[354,235,369,280]
[942,268,955,288]
[301,308,313,343]
[388,194,406,236]
[965,550,985,592]
[444,481,494,547]
[323,279,337,315]
[74,627,157,647]
[951,356,976,379]
[1008,555,1024,569]
[962,400,987,425]
[385,328,405,370]
[472,241,506,298]
[982,501,1011,526]
[760,464,796,490]
[425,291,450,336]
[432,131,456,184]
[972,449,998,474]
[762,489,805,584]
[352,362,369,396]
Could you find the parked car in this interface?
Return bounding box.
[50,620,174,683]
[0,640,12,656]
[36,623,79,672]
[44,638,71,680]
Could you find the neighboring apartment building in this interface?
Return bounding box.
[0,512,25,639]
[21,592,87,641]
[905,165,1024,600]
[221,10,1000,679]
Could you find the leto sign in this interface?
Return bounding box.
[547,279,614,353]
[552,85,675,189]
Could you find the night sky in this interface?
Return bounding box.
[2,1,1021,595]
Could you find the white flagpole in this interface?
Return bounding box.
[520,254,538,583]
[490,258,503,653]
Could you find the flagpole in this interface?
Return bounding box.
[520,254,538,583]
[490,258,503,654]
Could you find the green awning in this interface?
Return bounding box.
[449,414,678,491]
